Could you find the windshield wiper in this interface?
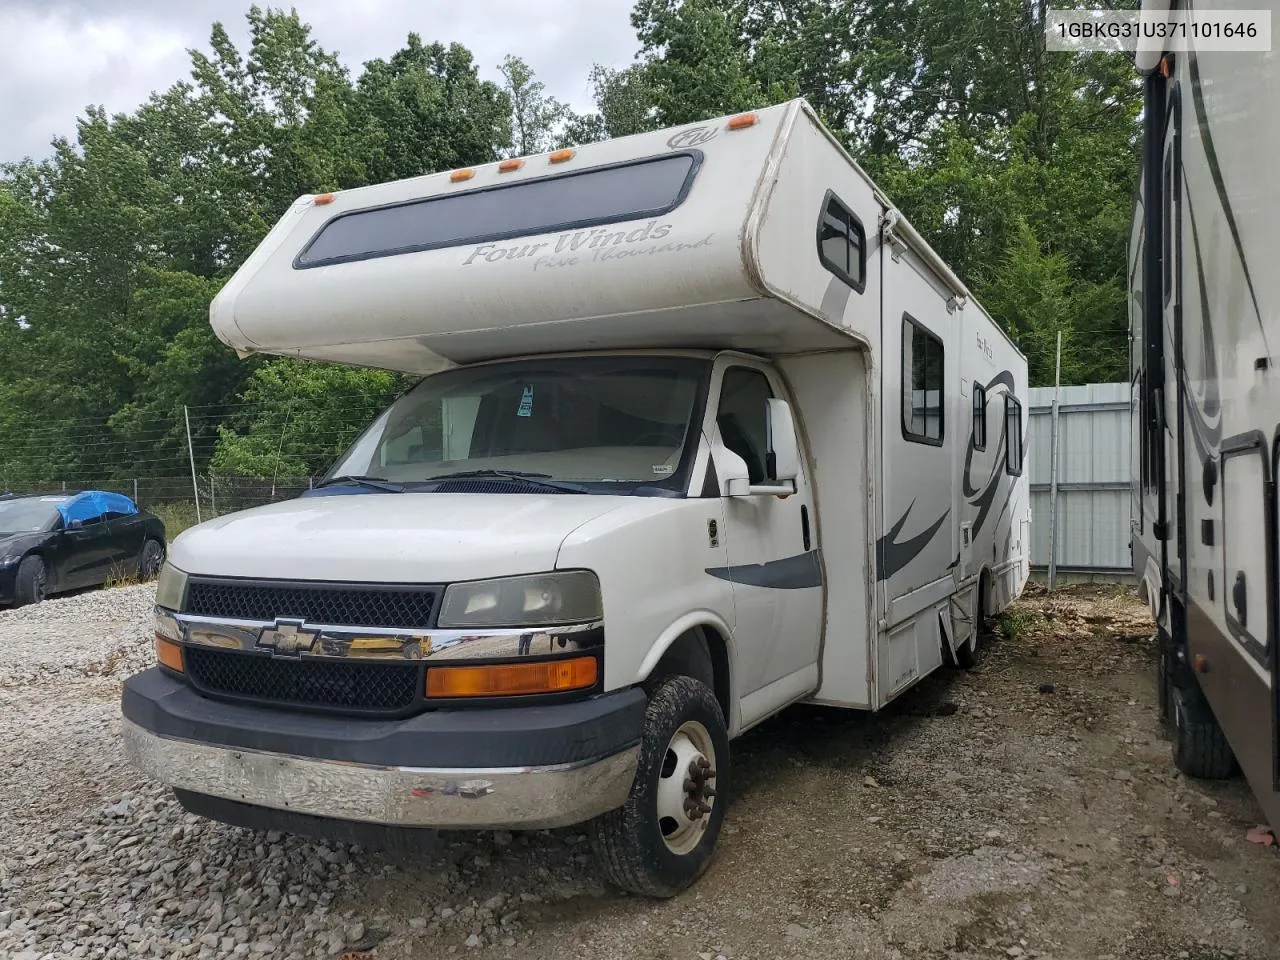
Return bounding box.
[423,469,590,494]
[315,475,405,493]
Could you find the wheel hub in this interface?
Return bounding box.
[682,755,716,819]
[656,721,718,855]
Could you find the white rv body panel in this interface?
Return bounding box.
[1130,0,1280,830]
[211,102,873,373]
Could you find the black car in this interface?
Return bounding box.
[0,491,167,607]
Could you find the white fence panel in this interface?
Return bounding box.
[1028,382,1131,574]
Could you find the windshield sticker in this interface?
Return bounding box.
[652,464,675,476]
[517,385,534,417]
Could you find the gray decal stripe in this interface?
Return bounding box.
[875,500,950,582]
[705,550,823,589]
[819,274,853,323]
[1187,51,1270,354]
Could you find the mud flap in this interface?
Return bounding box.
[945,585,976,662]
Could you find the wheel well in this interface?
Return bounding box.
[978,566,994,617]
[646,626,732,724]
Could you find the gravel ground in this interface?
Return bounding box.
[1,582,1278,960]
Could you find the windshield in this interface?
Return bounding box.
[327,356,710,494]
[0,497,63,534]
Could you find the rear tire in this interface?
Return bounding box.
[1170,683,1237,779]
[589,675,729,897]
[14,555,47,606]
[955,578,989,669]
[138,538,165,579]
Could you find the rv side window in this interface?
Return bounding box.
[296,152,701,268]
[1005,395,1023,476]
[902,316,944,445]
[972,384,987,451]
[816,191,866,293]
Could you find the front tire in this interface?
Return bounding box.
[589,675,729,897]
[14,555,47,606]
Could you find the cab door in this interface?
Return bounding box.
[708,359,823,722]
[59,516,118,587]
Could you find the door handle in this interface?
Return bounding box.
[800,505,811,551]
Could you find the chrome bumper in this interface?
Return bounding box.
[122,718,638,830]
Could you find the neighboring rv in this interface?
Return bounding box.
[122,99,1030,895]
[1128,2,1280,829]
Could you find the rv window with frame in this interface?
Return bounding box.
[902,315,944,445]
[1005,395,1024,476]
[972,383,987,451]
[296,152,701,269]
[816,191,866,293]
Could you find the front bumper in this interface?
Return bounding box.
[0,562,18,603]
[122,668,645,829]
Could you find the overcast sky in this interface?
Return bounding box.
[0,0,639,163]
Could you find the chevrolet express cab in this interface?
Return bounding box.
[122,99,1030,896]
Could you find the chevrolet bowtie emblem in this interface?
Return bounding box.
[257,619,318,656]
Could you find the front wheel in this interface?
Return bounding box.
[14,555,47,606]
[589,675,729,897]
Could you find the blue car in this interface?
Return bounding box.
[0,491,166,607]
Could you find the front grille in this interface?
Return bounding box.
[185,647,419,713]
[185,579,437,629]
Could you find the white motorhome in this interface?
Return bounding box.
[122,99,1030,895]
[1129,1,1280,830]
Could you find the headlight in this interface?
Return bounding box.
[154,562,189,611]
[438,571,602,628]
[0,555,20,568]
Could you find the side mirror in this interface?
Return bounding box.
[67,519,83,531]
[720,399,801,498]
[765,399,800,482]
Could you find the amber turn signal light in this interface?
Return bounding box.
[426,657,597,698]
[155,635,184,673]
[727,112,757,130]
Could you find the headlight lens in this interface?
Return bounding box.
[154,562,189,611]
[0,555,20,568]
[438,571,602,628]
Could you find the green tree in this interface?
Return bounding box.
[212,360,404,479]
[498,55,570,155]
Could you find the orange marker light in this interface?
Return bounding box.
[727,112,757,130]
[313,193,335,205]
[426,657,597,698]
[156,636,184,673]
[498,158,524,172]
[450,168,475,182]
[548,149,575,164]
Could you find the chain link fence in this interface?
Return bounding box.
[1,476,319,536]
